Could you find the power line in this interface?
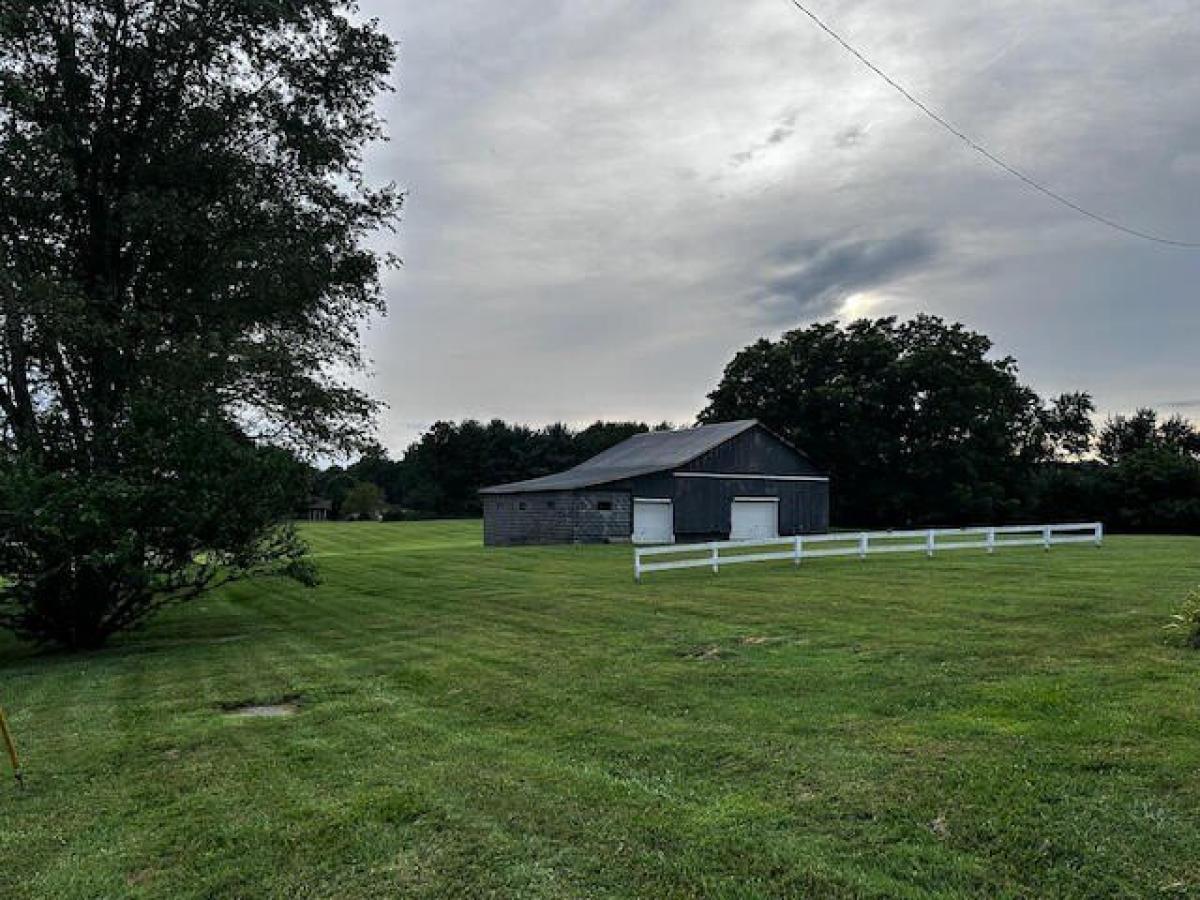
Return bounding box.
[784,0,1200,249]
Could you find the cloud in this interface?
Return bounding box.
[834,122,871,148]
[1171,153,1200,178]
[766,113,800,145]
[730,108,800,167]
[355,0,1200,450]
[756,231,939,318]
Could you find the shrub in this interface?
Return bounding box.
[1164,588,1200,649]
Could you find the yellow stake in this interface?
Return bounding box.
[0,706,22,787]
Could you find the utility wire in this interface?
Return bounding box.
[785,0,1200,248]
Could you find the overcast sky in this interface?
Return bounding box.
[357,0,1200,453]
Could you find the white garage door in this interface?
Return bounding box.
[730,498,779,541]
[632,499,674,544]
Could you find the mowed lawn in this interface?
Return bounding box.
[2,523,1200,899]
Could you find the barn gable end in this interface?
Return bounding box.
[681,423,821,477]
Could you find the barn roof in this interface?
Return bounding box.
[479,420,760,494]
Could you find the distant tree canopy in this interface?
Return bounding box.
[702,316,1056,525]
[312,420,662,519]
[302,315,1199,537]
[1039,392,1098,461]
[1098,409,1200,463]
[0,2,399,648]
[341,481,385,521]
[313,319,1199,534]
[700,316,1197,530]
[1035,408,1200,533]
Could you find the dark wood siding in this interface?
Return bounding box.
[662,423,828,539]
[621,471,673,500]
[669,476,828,539]
[682,424,821,476]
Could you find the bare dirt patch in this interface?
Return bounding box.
[679,644,730,661]
[738,635,787,646]
[677,636,789,660]
[126,867,162,888]
[930,814,950,839]
[219,694,303,718]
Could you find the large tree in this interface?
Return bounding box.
[0,2,400,648]
[701,316,1047,526]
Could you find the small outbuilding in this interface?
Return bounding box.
[480,419,829,546]
[304,497,334,521]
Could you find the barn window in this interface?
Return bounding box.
[597,501,613,511]
[547,500,556,509]
[518,501,527,511]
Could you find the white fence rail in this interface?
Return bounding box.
[633,522,1103,581]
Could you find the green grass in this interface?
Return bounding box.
[2,522,1200,899]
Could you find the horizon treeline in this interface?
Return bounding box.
[309,407,1200,532]
[311,318,1200,533]
[311,420,671,520]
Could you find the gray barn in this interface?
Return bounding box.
[480,420,829,546]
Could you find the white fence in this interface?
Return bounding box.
[633,522,1104,581]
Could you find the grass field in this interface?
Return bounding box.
[2,522,1199,899]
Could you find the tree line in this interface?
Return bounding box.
[311,420,668,519]
[320,317,1200,533]
[702,317,1200,531]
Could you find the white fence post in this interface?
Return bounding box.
[986,527,996,554]
[926,529,935,558]
[710,545,719,575]
[858,532,868,560]
[634,549,642,583]
[793,535,803,566]
[1043,525,1052,551]
[1095,522,1104,547]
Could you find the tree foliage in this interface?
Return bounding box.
[1031,451,1200,534]
[313,420,659,519]
[396,419,657,518]
[0,1,399,648]
[313,365,1197,535]
[1098,409,1200,464]
[340,481,384,520]
[309,319,1197,536]
[701,316,1045,525]
[701,316,1198,531]
[1037,392,1096,461]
